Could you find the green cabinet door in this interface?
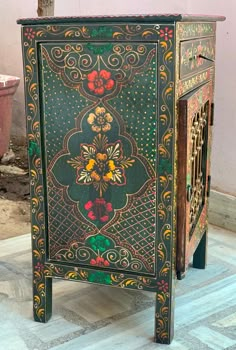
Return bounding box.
[39,42,158,275]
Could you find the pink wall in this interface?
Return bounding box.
[0,0,37,141]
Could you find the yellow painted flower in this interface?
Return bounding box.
[91,170,101,182]
[87,106,113,133]
[96,153,108,161]
[103,171,113,182]
[86,159,96,171]
[70,133,135,197]
[108,160,115,171]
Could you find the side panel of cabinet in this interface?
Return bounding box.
[177,81,213,275]
[39,41,158,276]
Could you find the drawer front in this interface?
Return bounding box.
[177,81,213,273]
[39,41,158,275]
[180,37,215,79]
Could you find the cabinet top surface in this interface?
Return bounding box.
[17,13,225,25]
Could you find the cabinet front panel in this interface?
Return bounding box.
[39,42,158,275]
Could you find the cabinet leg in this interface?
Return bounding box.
[33,266,52,323]
[154,284,174,344]
[193,230,207,269]
[177,270,186,280]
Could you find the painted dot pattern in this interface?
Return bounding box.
[41,63,90,163]
[109,58,157,170]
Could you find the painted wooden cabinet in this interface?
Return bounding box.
[18,14,225,344]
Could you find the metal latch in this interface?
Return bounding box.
[207,175,211,197]
[210,103,214,126]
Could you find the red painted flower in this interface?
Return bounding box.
[157,279,169,293]
[160,27,173,41]
[88,210,96,221]
[100,215,109,222]
[35,262,44,272]
[87,70,115,95]
[24,27,36,40]
[90,256,110,267]
[84,198,113,222]
[84,201,93,210]
[196,44,204,66]
[106,203,113,212]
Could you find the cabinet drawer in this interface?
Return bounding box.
[179,37,215,79]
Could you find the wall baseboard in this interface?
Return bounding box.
[209,189,236,233]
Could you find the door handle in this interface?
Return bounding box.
[189,54,214,63]
[198,54,215,62]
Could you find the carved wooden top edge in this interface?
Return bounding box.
[17,14,226,25]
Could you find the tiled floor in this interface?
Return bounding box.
[0,225,236,349]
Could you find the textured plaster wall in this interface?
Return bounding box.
[0,0,235,195]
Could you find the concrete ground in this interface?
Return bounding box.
[0,225,236,350]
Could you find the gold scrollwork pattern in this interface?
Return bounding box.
[155,26,175,343]
[23,29,49,321]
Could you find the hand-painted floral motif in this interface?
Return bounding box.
[87,70,115,95]
[90,256,110,267]
[88,271,112,285]
[24,27,36,40]
[87,106,113,132]
[86,234,112,267]
[77,140,125,185]
[29,140,40,157]
[53,102,150,226]
[160,27,173,41]
[69,133,135,197]
[87,234,111,252]
[35,262,44,272]
[157,280,169,293]
[85,198,113,222]
[90,27,113,38]
[196,44,203,65]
